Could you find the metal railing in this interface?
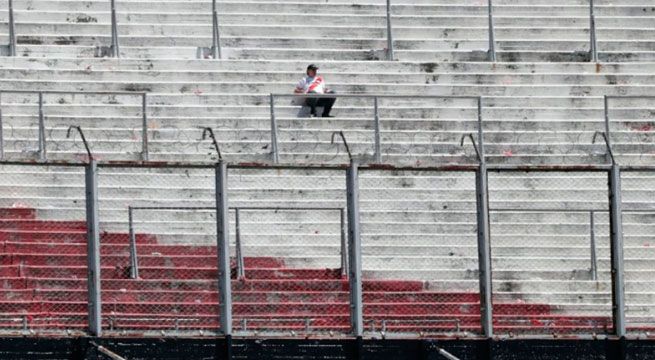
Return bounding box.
[486,0,600,62]
[490,208,602,281]
[0,155,647,340]
[0,90,149,161]
[3,0,605,62]
[127,205,348,280]
[269,94,482,164]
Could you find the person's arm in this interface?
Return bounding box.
[294,78,305,94]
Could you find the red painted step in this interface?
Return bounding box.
[0,219,86,231]
[0,208,36,220]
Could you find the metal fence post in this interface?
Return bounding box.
[269,94,279,163]
[476,97,493,337]
[141,93,149,161]
[7,0,16,57]
[373,97,381,163]
[385,0,394,61]
[110,0,120,57]
[85,159,102,336]
[128,206,139,279]
[609,164,626,337]
[235,208,245,279]
[487,0,496,61]
[37,92,46,161]
[340,207,348,278]
[589,0,598,62]
[216,161,233,339]
[346,161,363,337]
[211,0,222,59]
[589,210,598,281]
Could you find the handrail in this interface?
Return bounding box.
[491,207,655,281]
[7,0,16,56]
[127,205,348,280]
[0,90,149,161]
[269,94,481,164]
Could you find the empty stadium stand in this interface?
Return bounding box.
[0,0,654,343]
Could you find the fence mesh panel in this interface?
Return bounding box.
[488,171,612,335]
[359,169,480,337]
[0,164,87,335]
[228,168,348,336]
[97,166,218,336]
[621,170,655,334]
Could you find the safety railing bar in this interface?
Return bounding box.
[0,90,146,96]
[211,0,222,59]
[0,159,633,172]
[592,131,616,165]
[271,93,482,99]
[129,206,346,211]
[7,0,16,57]
[128,205,349,282]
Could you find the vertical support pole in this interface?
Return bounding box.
[609,165,626,337]
[340,207,348,278]
[475,164,493,338]
[589,210,597,281]
[269,94,279,163]
[385,0,394,61]
[476,96,493,337]
[128,206,139,279]
[0,92,4,160]
[110,0,120,58]
[346,162,363,337]
[216,161,233,339]
[85,160,102,337]
[211,0,222,59]
[37,92,46,161]
[373,97,381,163]
[235,208,245,279]
[589,0,598,62]
[141,93,149,161]
[487,0,496,62]
[8,0,16,57]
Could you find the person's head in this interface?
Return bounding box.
[306,64,318,77]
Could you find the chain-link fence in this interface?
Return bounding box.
[359,169,480,337]
[0,164,87,335]
[97,166,218,336]
[489,171,613,335]
[0,91,146,162]
[621,170,655,334]
[228,168,349,336]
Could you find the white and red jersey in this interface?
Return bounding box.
[295,75,327,94]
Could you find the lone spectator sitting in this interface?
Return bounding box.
[294,64,336,118]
